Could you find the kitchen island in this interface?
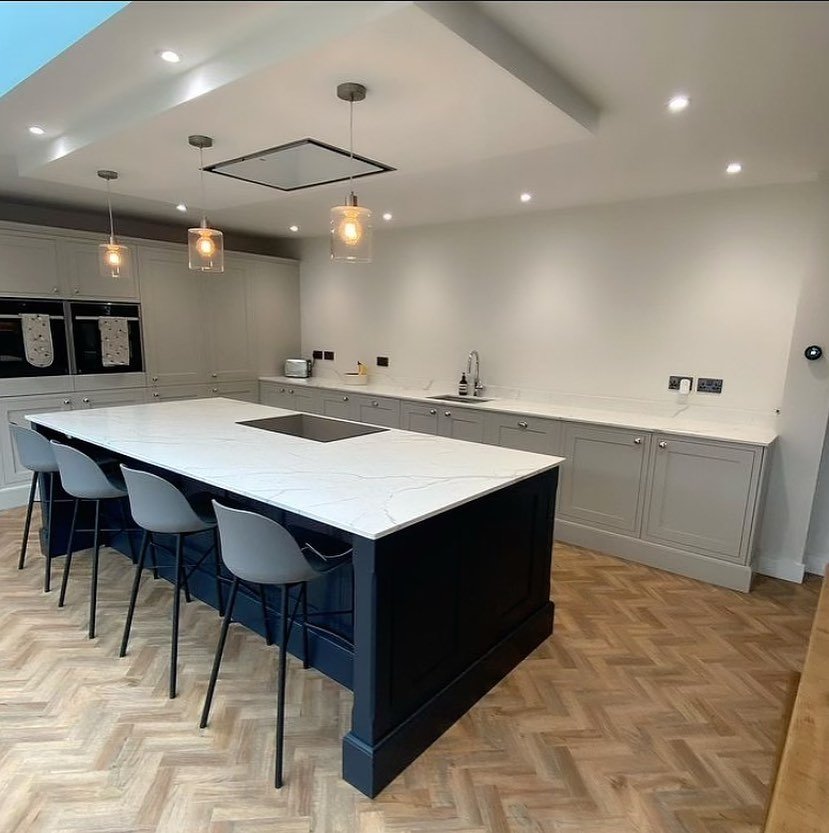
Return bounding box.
[28,398,562,797]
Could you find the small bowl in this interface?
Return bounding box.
[343,373,368,386]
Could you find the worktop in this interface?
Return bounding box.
[261,375,777,446]
[27,398,561,540]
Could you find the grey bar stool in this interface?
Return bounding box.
[10,424,60,590]
[118,465,230,699]
[51,440,134,639]
[201,502,352,788]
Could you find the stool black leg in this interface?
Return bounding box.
[117,499,136,564]
[149,539,159,580]
[275,583,289,789]
[120,530,150,657]
[58,498,80,608]
[170,533,184,698]
[259,585,272,646]
[301,583,309,670]
[200,576,239,729]
[44,472,55,592]
[88,500,101,639]
[212,527,225,616]
[17,472,37,570]
[181,534,192,604]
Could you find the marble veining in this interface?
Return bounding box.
[28,399,562,540]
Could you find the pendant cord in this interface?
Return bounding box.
[348,97,355,197]
[106,179,115,244]
[199,147,207,228]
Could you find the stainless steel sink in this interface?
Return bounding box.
[428,394,494,404]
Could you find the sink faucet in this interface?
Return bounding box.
[467,350,484,397]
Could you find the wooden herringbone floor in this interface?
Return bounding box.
[0,507,820,833]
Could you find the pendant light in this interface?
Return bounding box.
[97,170,132,279]
[187,134,224,273]
[330,82,372,263]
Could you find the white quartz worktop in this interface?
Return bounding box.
[261,376,778,446]
[28,399,562,540]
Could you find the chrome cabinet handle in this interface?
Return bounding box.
[288,389,294,394]
[634,437,643,445]
[444,410,452,417]
[212,387,218,393]
[152,376,158,383]
[62,399,71,405]
[72,288,80,295]
[52,287,59,294]
[342,395,349,402]
[153,392,160,398]
[518,421,528,429]
[372,400,379,407]
[429,408,437,415]
[211,373,217,378]
[658,441,668,449]
[279,387,286,393]
[82,397,90,404]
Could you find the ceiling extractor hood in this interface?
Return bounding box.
[203,138,395,192]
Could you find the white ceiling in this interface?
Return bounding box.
[1,0,828,240]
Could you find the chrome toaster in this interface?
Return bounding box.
[284,358,313,378]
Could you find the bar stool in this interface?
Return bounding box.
[10,425,60,591]
[201,502,352,788]
[51,440,135,639]
[118,465,232,699]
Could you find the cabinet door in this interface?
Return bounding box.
[487,413,561,455]
[643,436,761,562]
[60,240,140,300]
[354,394,401,428]
[75,388,147,409]
[139,248,209,386]
[209,381,257,403]
[0,231,61,297]
[559,423,650,535]
[400,402,439,434]
[204,264,255,381]
[149,384,209,403]
[438,407,487,443]
[319,392,357,420]
[291,387,322,414]
[0,394,71,484]
[260,382,291,409]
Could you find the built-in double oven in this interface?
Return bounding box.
[0,297,144,379]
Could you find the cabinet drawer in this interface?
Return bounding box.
[150,384,209,403]
[319,392,357,421]
[486,412,561,455]
[353,394,401,428]
[400,401,439,435]
[437,406,487,443]
[208,381,257,402]
[643,435,762,562]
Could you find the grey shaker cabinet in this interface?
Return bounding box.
[558,422,651,535]
[437,407,487,443]
[203,264,256,382]
[319,391,357,420]
[643,435,763,562]
[400,401,439,434]
[0,231,62,297]
[59,239,140,300]
[353,394,401,428]
[486,412,561,455]
[259,382,321,413]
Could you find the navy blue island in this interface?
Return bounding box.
[28,398,562,797]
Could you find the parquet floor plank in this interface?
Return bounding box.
[0,507,819,832]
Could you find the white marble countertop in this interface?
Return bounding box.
[260,376,778,446]
[28,399,562,540]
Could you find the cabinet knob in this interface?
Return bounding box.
[153,392,160,398]
[211,373,217,378]
[342,395,349,402]
[82,397,90,404]
[212,387,218,393]
[518,421,528,429]
[279,387,286,393]
[658,441,668,449]
[372,400,379,407]
[633,437,643,445]
[152,376,158,383]
[429,408,437,416]
[72,288,80,295]
[444,410,452,417]
[288,389,295,394]
[52,287,59,294]
[62,399,71,405]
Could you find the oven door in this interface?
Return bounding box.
[0,298,70,378]
[70,301,144,375]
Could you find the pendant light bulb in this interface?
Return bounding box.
[330,83,373,263]
[187,135,224,273]
[96,170,132,279]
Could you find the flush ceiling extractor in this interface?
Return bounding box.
[204,136,395,192]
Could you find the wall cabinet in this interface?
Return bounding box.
[486,412,561,455]
[437,406,487,443]
[643,435,762,562]
[400,401,439,434]
[59,240,140,300]
[0,231,61,297]
[558,423,651,535]
[353,394,401,428]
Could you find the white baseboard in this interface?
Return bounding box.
[0,483,29,512]
[753,556,806,583]
[804,552,829,577]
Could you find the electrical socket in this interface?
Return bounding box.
[376,356,389,367]
[323,350,334,361]
[312,349,323,360]
[668,375,694,391]
[697,377,723,394]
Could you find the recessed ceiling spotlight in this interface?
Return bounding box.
[382,212,393,221]
[175,203,187,212]
[667,94,690,113]
[289,225,299,232]
[159,50,181,63]
[520,192,532,203]
[725,161,742,175]
[28,125,45,135]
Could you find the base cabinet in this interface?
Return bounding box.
[400,402,439,434]
[1,395,72,485]
[208,381,258,403]
[558,423,651,536]
[486,413,561,454]
[320,391,357,420]
[353,394,400,428]
[150,384,209,403]
[259,382,322,413]
[437,407,487,443]
[643,435,762,562]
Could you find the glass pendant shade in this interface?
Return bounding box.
[98,239,132,279]
[330,197,372,262]
[188,224,224,272]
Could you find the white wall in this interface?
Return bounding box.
[301,184,816,417]
[300,183,827,579]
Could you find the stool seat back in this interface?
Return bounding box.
[50,441,126,500]
[11,425,58,473]
[121,465,213,534]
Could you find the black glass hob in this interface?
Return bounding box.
[238,413,388,443]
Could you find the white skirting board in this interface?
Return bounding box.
[0,482,29,512]
[804,552,829,577]
[556,520,753,592]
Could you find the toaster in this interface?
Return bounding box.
[284,358,313,378]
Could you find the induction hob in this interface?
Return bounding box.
[238,413,387,442]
